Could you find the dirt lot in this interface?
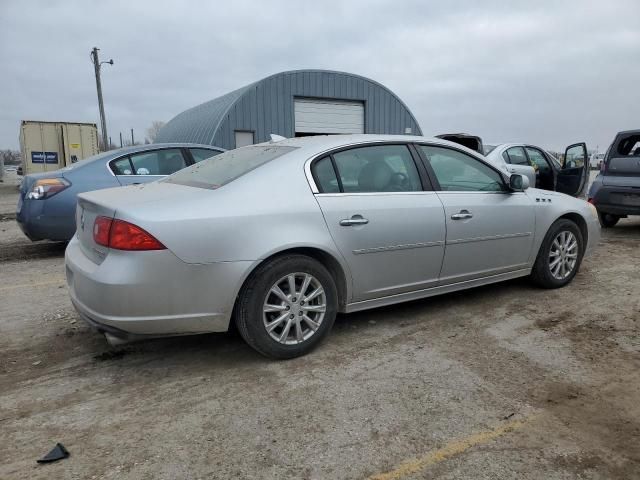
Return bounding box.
[1,179,639,479]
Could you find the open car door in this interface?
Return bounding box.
[557,142,588,197]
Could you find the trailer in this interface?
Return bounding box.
[19,120,99,175]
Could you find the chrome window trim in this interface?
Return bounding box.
[304,139,508,194]
[315,191,439,197]
[104,146,210,178]
[304,140,423,194]
[436,191,523,195]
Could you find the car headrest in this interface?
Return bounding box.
[358,160,393,192]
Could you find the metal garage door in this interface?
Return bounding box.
[294,98,364,135]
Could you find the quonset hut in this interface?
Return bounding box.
[156,69,422,150]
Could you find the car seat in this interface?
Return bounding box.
[358,160,393,192]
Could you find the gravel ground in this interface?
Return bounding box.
[0,177,638,479]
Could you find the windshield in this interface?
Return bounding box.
[163,145,297,189]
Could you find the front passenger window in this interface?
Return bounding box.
[420,145,506,192]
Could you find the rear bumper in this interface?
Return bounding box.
[65,237,252,336]
[590,184,640,216]
[16,197,76,241]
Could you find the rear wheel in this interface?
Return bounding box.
[597,210,619,228]
[235,255,338,359]
[530,219,584,289]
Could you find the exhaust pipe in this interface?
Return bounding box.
[104,332,131,347]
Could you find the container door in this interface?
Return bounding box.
[22,122,45,174]
[62,124,85,165]
[41,123,62,172]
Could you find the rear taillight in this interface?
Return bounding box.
[92,216,165,251]
[27,178,71,199]
[93,216,112,247]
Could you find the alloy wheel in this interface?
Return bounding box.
[263,273,327,345]
[548,231,578,280]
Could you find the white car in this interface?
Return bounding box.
[590,152,605,169]
[484,143,589,197]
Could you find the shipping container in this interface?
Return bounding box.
[19,120,99,175]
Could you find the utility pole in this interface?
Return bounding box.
[131,128,135,145]
[90,47,113,151]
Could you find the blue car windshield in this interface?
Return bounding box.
[163,145,297,189]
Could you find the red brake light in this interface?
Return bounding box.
[93,216,112,247]
[109,219,166,251]
[92,217,165,251]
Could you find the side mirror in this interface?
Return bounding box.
[509,173,529,191]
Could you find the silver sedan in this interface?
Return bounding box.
[65,135,600,358]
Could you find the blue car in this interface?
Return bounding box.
[17,143,224,241]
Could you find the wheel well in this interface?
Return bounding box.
[236,247,349,312]
[559,213,588,245]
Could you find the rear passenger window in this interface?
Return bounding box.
[311,156,340,193]
[111,157,133,175]
[129,149,187,176]
[330,145,422,193]
[505,147,529,166]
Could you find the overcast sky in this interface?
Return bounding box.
[1,0,639,152]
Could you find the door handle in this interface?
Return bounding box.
[339,215,369,226]
[451,210,473,220]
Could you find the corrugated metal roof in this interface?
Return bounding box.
[156,70,422,149]
[157,84,256,145]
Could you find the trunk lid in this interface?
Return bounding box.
[75,196,116,265]
[75,181,212,263]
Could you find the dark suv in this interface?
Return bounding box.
[588,129,640,227]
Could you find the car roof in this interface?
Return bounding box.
[105,143,223,158]
[614,129,640,136]
[263,134,485,159]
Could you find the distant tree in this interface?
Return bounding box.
[0,149,21,165]
[146,121,166,143]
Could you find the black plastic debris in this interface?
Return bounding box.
[37,443,70,464]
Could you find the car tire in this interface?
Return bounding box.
[530,219,584,289]
[597,210,619,228]
[235,254,338,359]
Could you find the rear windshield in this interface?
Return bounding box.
[616,134,640,156]
[483,144,497,155]
[163,145,297,189]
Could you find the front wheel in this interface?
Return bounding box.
[597,210,619,228]
[530,219,584,289]
[235,255,338,359]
